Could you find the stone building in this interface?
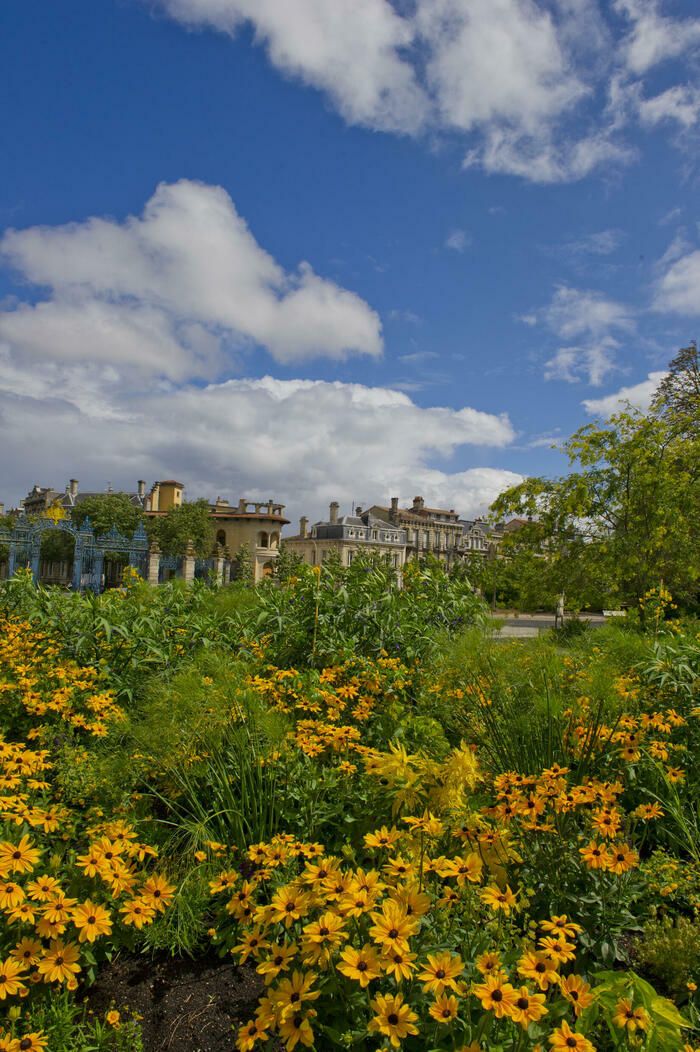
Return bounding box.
[142,484,289,583]
[283,502,407,569]
[18,478,289,584]
[366,496,465,567]
[22,478,150,516]
[206,497,289,582]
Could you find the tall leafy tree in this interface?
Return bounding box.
[71,493,142,538]
[148,499,213,557]
[491,347,700,611]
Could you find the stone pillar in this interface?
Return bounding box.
[214,543,225,586]
[148,542,161,587]
[183,540,196,584]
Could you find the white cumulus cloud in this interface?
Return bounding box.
[154,0,639,183]
[526,285,635,385]
[0,180,383,379]
[582,370,667,415]
[0,363,518,521]
[654,249,700,315]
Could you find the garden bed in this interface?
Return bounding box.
[85,955,263,1052]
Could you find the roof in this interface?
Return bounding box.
[155,480,184,487]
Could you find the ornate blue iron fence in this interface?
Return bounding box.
[0,516,150,593]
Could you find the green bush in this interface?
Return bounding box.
[635,916,700,1000]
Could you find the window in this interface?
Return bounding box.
[216,529,226,547]
[257,531,269,548]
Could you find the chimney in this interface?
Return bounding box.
[412,495,424,511]
[390,496,399,521]
[137,480,145,499]
[238,498,247,513]
[355,506,363,516]
[329,501,340,525]
[69,479,79,498]
[299,516,308,539]
[0,503,4,517]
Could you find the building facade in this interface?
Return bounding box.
[18,478,289,584]
[366,496,465,567]
[283,502,407,569]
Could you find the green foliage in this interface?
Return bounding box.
[635,916,700,1000]
[231,541,254,584]
[584,969,690,1050]
[17,992,144,1051]
[254,553,484,667]
[147,696,288,852]
[147,498,213,556]
[71,493,142,539]
[274,544,305,582]
[491,344,700,612]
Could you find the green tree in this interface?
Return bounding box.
[231,542,254,585]
[274,545,305,582]
[491,348,700,612]
[148,499,213,557]
[71,493,142,538]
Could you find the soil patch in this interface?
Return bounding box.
[84,953,263,1051]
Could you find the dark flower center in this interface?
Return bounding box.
[387,1013,399,1026]
[491,990,503,1002]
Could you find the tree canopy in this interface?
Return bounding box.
[147,499,214,557]
[71,493,142,538]
[490,344,700,612]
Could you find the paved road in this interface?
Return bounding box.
[491,612,608,638]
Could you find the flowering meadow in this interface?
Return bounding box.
[0,563,699,1051]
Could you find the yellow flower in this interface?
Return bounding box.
[612,998,650,1033]
[272,971,321,1022]
[236,1017,268,1051]
[369,902,419,952]
[278,1008,316,1050]
[364,826,402,851]
[140,874,175,912]
[10,939,42,968]
[71,900,112,943]
[381,947,417,982]
[480,884,518,914]
[510,986,548,1028]
[538,935,576,964]
[368,993,419,1048]
[37,941,81,984]
[337,944,382,987]
[256,943,298,983]
[548,1021,596,1051]
[417,951,464,996]
[428,993,459,1024]
[540,915,582,939]
[106,1010,121,1028]
[559,974,595,1016]
[119,898,155,929]
[605,844,638,875]
[517,951,559,991]
[8,1033,48,1052]
[472,974,518,1018]
[269,887,312,927]
[0,958,27,1000]
[0,835,41,875]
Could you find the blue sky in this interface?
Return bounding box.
[1,0,699,523]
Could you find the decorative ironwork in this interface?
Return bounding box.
[1,515,150,593]
[158,555,183,584]
[194,557,216,581]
